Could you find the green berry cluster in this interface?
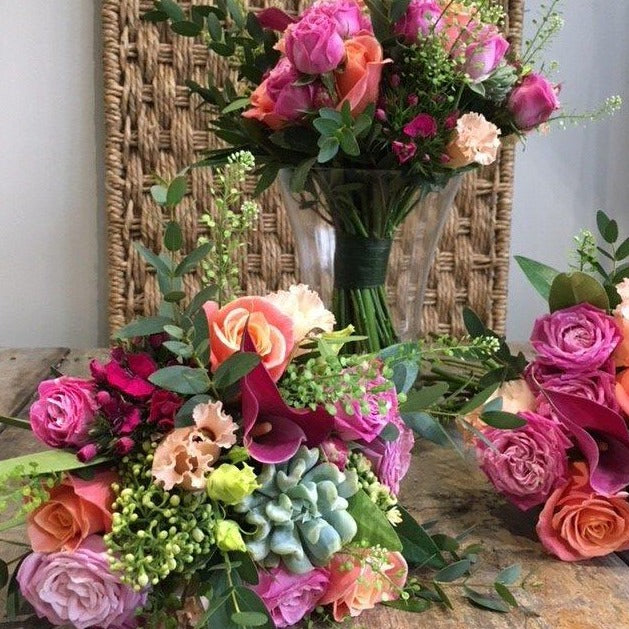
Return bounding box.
[0,467,58,518]
[105,442,216,591]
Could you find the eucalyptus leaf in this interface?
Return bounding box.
[339,127,360,156]
[114,315,172,339]
[166,176,187,207]
[383,597,431,613]
[379,422,400,441]
[231,611,268,626]
[458,382,501,415]
[391,359,419,395]
[175,242,213,275]
[495,563,522,585]
[514,255,560,301]
[548,271,610,312]
[402,383,449,412]
[317,136,340,163]
[134,242,171,276]
[462,307,487,338]
[433,558,471,583]
[396,506,445,569]
[213,352,261,389]
[148,366,211,395]
[175,394,212,427]
[164,221,183,251]
[207,12,223,40]
[156,0,185,22]
[464,586,510,613]
[232,587,273,628]
[494,582,518,607]
[401,412,449,446]
[163,340,193,358]
[171,20,203,36]
[480,411,527,429]
[347,490,402,551]
[231,551,259,585]
[150,184,168,205]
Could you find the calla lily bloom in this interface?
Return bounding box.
[543,390,629,495]
[256,8,297,32]
[241,331,333,463]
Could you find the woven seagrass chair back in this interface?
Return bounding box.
[103,0,524,337]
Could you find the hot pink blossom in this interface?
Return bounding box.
[508,73,560,130]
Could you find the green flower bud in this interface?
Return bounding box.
[206,464,258,505]
[215,519,247,553]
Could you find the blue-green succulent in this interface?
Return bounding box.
[235,447,359,573]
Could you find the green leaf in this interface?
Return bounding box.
[246,12,264,41]
[597,210,618,243]
[383,597,431,613]
[514,255,560,301]
[175,242,213,275]
[254,163,280,196]
[495,563,521,585]
[379,422,400,441]
[433,582,453,609]
[347,490,403,551]
[185,285,218,317]
[151,184,168,205]
[338,127,360,156]
[226,0,246,28]
[231,551,259,585]
[391,360,419,395]
[468,81,486,97]
[171,20,203,36]
[480,411,527,429]
[494,582,518,607]
[0,451,111,479]
[390,0,412,21]
[548,271,610,312]
[114,315,172,339]
[142,9,169,22]
[213,352,261,389]
[156,0,185,22]
[432,533,460,553]
[0,415,31,430]
[166,176,187,207]
[175,394,212,427]
[207,12,224,40]
[318,107,343,123]
[464,586,510,613]
[616,237,629,261]
[222,97,251,114]
[340,100,352,125]
[401,412,449,446]
[402,383,449,411]
[164,221,183,251]
[462,307,487,338]
[232,587,273,628]
[317,136,340,163]
[434,559,471,583]
[313,117,339,135]
[0,559,8,589]
[396,506,445,569]
[134,242,171,276]
[148,366,211,395]
[164,324,184,339]
[164,290,187,303]
[163,340,193,358]
[458,382,501,415]
[290,157,317,193]
[231,612,268,626]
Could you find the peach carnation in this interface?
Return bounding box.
[614,278,629,368]
[445,112,501,169]
[152,401,237,491]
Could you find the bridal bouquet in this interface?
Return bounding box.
[0,155,521,628]
[141,0,618,351]
[450,211,629,561]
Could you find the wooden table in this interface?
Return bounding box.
[2,348,629,629]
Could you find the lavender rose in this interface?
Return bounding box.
[285,12,345,75]
[17,536,147,629]
[530,303,622,373]
[253,566,329,628]
[508,72,560,130]
[476,411,572,510]
[394,0,443,43]
[29,376,98,449]
[266,58,318,120]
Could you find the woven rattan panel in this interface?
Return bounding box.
[103,0,523,337]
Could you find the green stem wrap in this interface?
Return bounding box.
[334,235,393,289]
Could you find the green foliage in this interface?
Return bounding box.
[548,271,610,312]
[514,255,560,301]
[347,489,402,551]
[148,366,211,395]
[212,352,261,389]
[0,451,110,479]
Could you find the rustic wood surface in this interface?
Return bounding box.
[1,349,629,629]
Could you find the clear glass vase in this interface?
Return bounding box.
[279,169,462,351]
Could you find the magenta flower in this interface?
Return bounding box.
[321,437,350,470]
[530,304,621,373]
[148,390,183,432]
[476,411,571,510]
[256,7,297,32]
[392,140,417,164]
[304,0,367,37]
[394,0,443,43]
[90,348,157,399]
[253,566,330,628]
[95,390,142,436]
[241,332,333,463]
[542,390,629,495]
[403,113,438,139]
[461,26,509,82]
[29,377,97,449]
[508,73,560,130]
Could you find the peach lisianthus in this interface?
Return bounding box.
[445,112,501,168]
[319,550,408,621]
[152,401,237,491]
[203,296,295,381]
[265,284,335,348]
[27,470,117,553]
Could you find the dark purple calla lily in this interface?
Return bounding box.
[543,390,629,495]
[241,331,333,463]
[256,7,297,32]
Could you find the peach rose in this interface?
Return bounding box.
[617,369,629,416]
[335,35,389,116]
[242,80,286,131]
[445,112,501,168]
[613,279,629,368]
[203,296,295,382]
[537,462,629,561]
[319,550,408,621]
[152,401,237,491]
[27,470,117,553]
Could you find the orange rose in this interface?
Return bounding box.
[536,462,629,561]
[319,550,407,621]
[203,296,295,381]
[242,80,285,131]
[27,470,116,553]
[617,369,629,416]
[335,35,389,116]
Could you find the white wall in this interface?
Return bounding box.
[0,1,627,347]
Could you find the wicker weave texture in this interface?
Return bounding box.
[103,0,523,337]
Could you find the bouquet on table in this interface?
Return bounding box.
[141,0,618,350]
[0,155,522,628]
[445,210,629,562]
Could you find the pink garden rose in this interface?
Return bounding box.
[530,303,621,373]
[461,25,509,82]
[508,72,560,130]
[265,58,318,121]
[613,278,629,367]
[618,369,629,416]
[476,411,571,510]
[253,566,330,627]
[320,437,350,469]
[394,0,443,43]
[91,348,157,399]
[285,12,346,74]
[537,462,629,561]
[29,376,98,449]
[305,0,367,37]
[17,536,147,629]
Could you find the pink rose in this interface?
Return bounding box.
[17,536,147,629]
[613,278,629,367]
[508,73,560,130]
[461,25,509,82]
[203,296,295,382]
[253,566,330,627]
[27,470,116,553]
[29,376,98,449]
[319,549,408,621]
[242,79,286,130]
[403,113,438,138]
[285,13,345,75]
[320,437,350,469]
[537,462,629,561]
[266,58,318,121]
[304,0,367,37]
[530,304,621,373]
[90,347,157,399]
[476,411,571,510]
[394,0,443,43]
